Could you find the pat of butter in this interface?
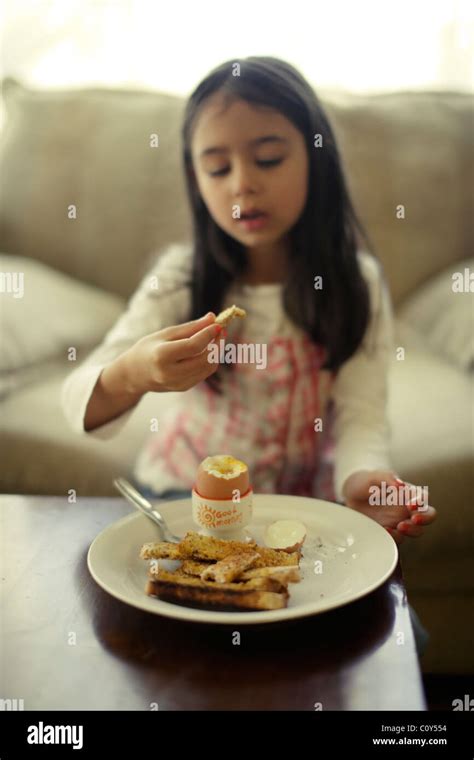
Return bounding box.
[264,519,307,551]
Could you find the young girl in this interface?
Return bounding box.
[61,56,436,548]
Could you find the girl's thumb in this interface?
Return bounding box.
[164,312,216,342]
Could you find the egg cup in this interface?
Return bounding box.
[191,487,253,542]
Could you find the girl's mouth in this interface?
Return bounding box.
[237,212,269,231]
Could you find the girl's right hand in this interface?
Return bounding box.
[123,312,222,394]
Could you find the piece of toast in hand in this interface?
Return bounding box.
[215,304,247,327]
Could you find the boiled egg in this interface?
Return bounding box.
[195,455,250,500]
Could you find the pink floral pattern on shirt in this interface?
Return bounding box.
[145,334,338,501]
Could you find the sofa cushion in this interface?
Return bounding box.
[397,257,474,372]
[0,78,193,299]
[0,254,125,396]
[323,90,474,304]
[0,358,176,496]
[389,319,474,590]
[0,79,472,304]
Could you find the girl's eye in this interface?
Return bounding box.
[209,158,283,178]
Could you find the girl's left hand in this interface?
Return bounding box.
[341,469,437,545]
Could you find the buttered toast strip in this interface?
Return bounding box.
[141,532,300,566]
[180,560,214,575]
[149,566,286,593]
[241,565,301,582]
[200,551,260,583]
[140,542,182,560]
[140,533,256,561]
[180,532,257,560]
[146,580,288,610]
[146,570,288,611]
[181,559,301,583]
[179,532,300,566]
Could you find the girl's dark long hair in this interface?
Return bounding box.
[181,56,377,392]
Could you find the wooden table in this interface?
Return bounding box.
[1,495,426,711]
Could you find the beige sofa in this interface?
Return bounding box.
[0,78,472,674]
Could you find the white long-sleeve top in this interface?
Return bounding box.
[61,242,395,502]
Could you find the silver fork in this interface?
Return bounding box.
[113,477,182,543]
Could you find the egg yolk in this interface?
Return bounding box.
[203,455,247,479]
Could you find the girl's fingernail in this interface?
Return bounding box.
[412,515,423,525]
[394,476,405,485]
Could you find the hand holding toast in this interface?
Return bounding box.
[123,312,222,395]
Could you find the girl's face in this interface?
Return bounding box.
[190,94,309,258]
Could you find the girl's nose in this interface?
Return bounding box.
[231,161,261,195]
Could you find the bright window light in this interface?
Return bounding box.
[0,0,473,93]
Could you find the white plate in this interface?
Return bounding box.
[87,495,398,625]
